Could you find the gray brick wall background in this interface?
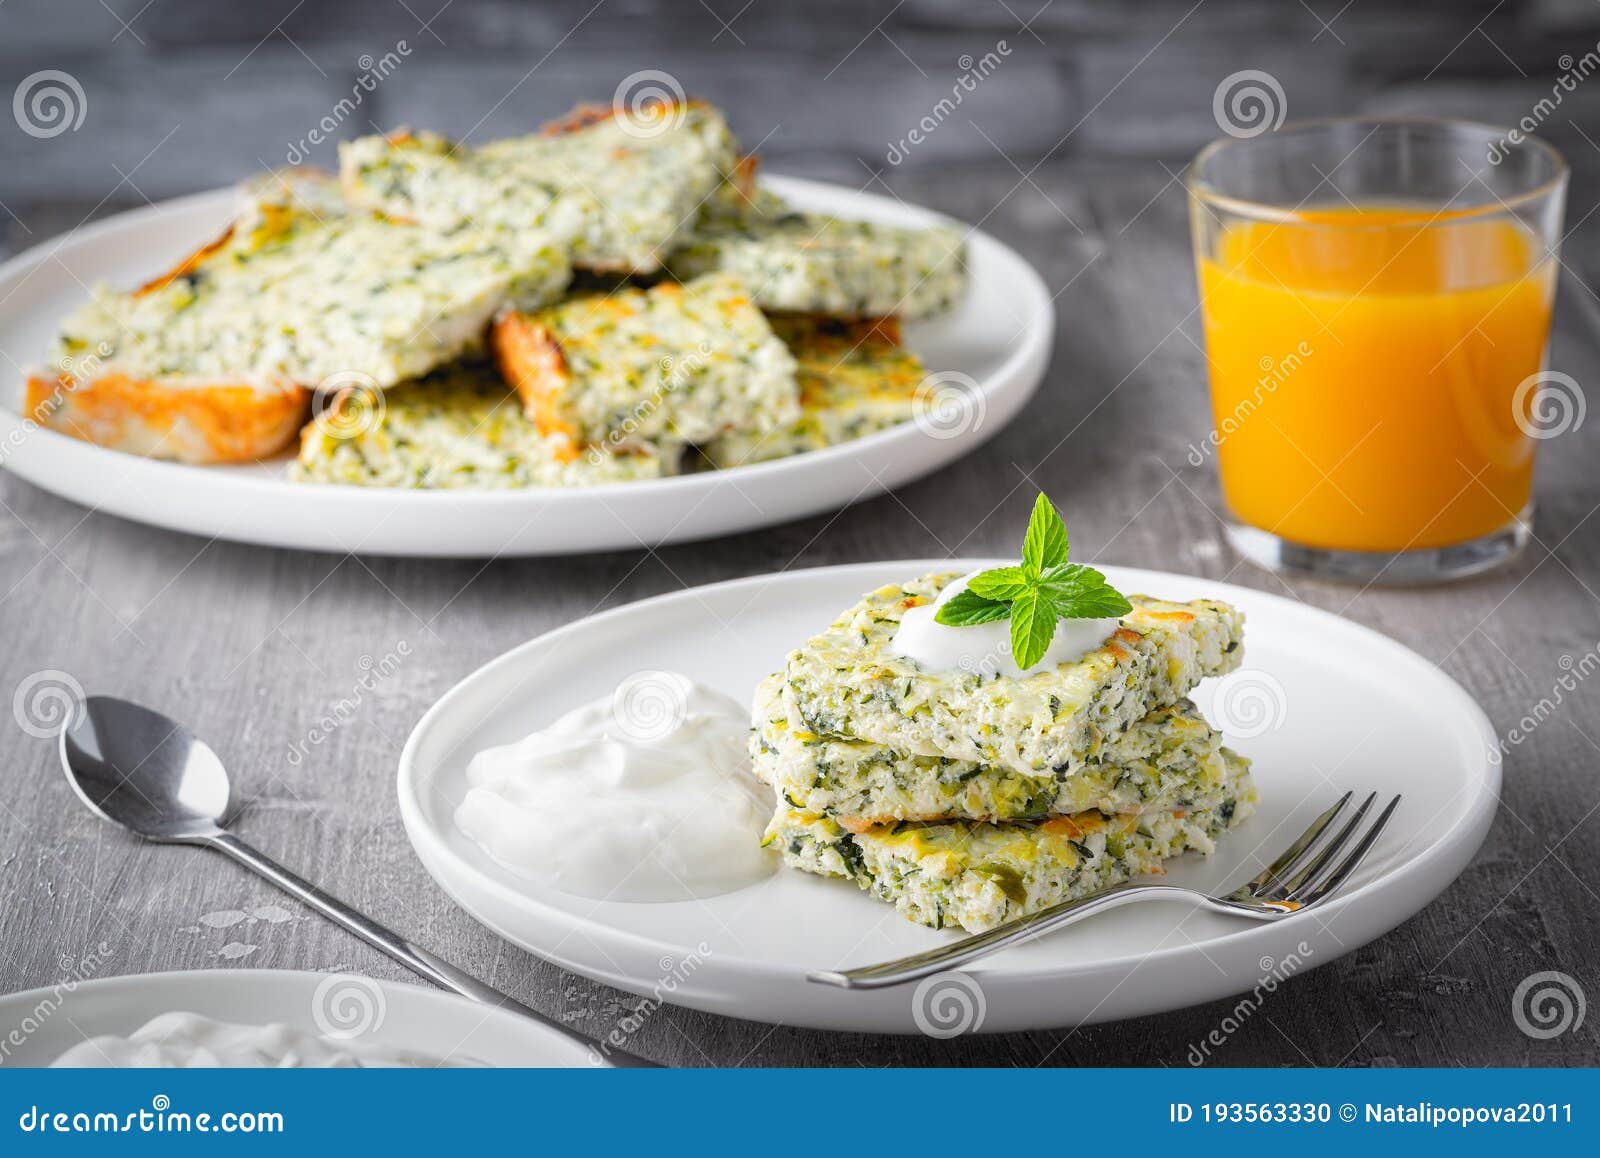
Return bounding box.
[6,0,1600,266]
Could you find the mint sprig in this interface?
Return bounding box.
[934,494,1132,669]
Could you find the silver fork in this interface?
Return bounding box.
[808,790,1401,990]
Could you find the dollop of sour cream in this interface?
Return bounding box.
[51,1012,470,1068]
[890,570,1124,678]
[455,672,775,903]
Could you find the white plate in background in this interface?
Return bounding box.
[0,178,1052,557]
[0,969,597,1067]
[398,561,1499,1035]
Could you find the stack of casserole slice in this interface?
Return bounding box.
[755,571,1259,932]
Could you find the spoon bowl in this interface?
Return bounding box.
[61,696,232,841]
[53,692,656,1065]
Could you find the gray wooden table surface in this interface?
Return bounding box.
[2,0,1599,1067]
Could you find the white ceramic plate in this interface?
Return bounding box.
[0,969,596,1067]
[0,178,1051,557]
[397,561,1499,1035]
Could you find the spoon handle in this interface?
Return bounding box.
[204,831,656,1068]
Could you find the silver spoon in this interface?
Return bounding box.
[60,694,655,1068]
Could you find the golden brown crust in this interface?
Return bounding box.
[135,228,235,297]
[730,154,759,201]
[489,311,579,453]
[539,103,618,136]
[539,98,704,137]
[1036,813,1128,839]
[24,373,309,464]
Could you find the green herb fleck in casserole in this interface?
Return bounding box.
[291,362,676,488]
[751,672,1233,823]
[667,209,967,319]
[340,102,741,274]
[698,314,925,468]
[764,752,1256,932]
[500,273,799,448]
[780,571,1244,777]
[47,172,570,391]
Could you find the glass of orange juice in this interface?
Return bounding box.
[1188,118,1567,583]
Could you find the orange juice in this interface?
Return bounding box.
[1197,208,1555,553]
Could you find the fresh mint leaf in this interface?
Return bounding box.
[1036,562,1106,598]
[934,589,1012,626]
[1056,587,1134,620]
[1039,563,1134,619]
[966,566,1030,601]
[926,492,1131,665]
[1008,585,1057,670]
[1021,493,1069,575]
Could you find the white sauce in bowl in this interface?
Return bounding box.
[454,672,775,902]
[50,1011,470,1068]
[890,570,1122,677]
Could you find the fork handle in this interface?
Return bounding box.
[809,882,1214,989]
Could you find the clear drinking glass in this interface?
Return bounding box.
[1188,118,1567,583]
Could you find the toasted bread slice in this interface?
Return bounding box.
[491,273,799,448]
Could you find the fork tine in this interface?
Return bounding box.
[1268,791,1378,900]
[1290,795,1401,907]
[1242,791,1353,897]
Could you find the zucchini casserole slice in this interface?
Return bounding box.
[666,207,968,320]
[781,572,1244,778]
[764,750,1256,932]
[491,273,799,448]
[697,314,924,468]
[340,101,742,274]
[751,672,1232,823]
[25,170,570,464]
[291,362,677,488]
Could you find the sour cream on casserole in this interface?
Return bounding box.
[455,673,774,902]
[890,570,1123,678]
